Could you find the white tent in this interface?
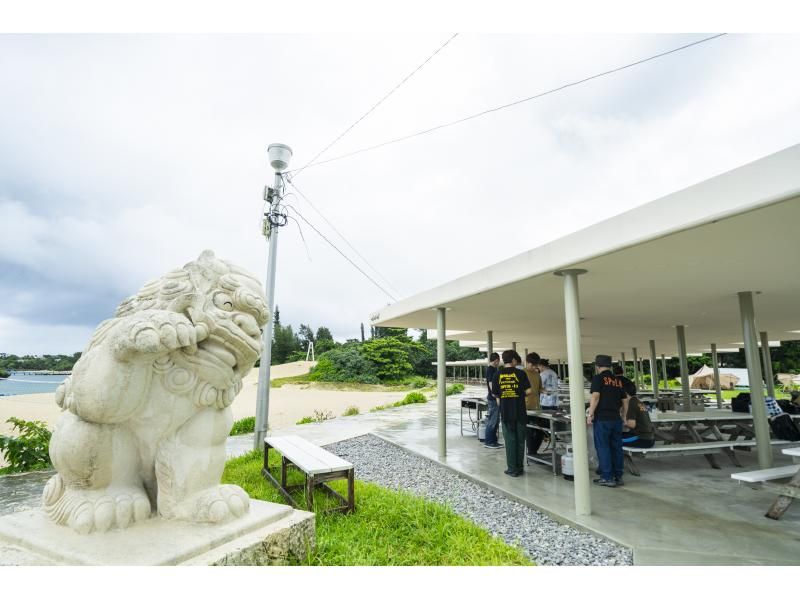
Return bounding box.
[688,365,739,389]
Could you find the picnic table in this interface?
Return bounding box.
[624,410,800,475]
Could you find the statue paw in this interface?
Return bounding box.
[117,311,198,357]
[42,476,152,534]
[171,484,250,524]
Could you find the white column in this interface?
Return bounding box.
[487,331,493,359]
[760,331,776,398]
[711,343,722,409]
[661,354,668,390]
[512,341,517,354]
[675,325,693,412]
[556,269,590,516]
[739,293,772,468]
[632,347,641,392]
[437,307,447,460]
[649,340,659,400]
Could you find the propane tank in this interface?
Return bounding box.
[561,444,575,481]
[478,419,487,442]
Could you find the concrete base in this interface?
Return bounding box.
[0,500,315,566]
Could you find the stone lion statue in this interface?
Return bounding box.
[43,250,268,534]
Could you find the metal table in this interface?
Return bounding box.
[525,409,572,475]
[460,395,487,436]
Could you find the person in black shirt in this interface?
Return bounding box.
[484,353,503,448]
[491,350,532,477]
[612,364,636,400]
[587,355,630,487]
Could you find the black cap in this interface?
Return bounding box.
[595,354,612,367]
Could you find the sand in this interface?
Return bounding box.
[0,361,410,441]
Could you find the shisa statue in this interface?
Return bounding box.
[43,251,268,534]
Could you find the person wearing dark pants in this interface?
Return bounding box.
[484,353,503,448]
[587,354,630,487]
[491,350,531,477]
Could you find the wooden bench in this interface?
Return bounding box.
[262,435,354,514]
[732,447,800,520]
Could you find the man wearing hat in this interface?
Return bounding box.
[587,354,630,487]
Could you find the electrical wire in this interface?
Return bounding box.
[285,176,404,298]
[290,33,459,180]
[287,33,728,173]
[285,204,398,302]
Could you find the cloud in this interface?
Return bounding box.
[1,33,799,353]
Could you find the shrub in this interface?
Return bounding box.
[409,376,430,389]
[342,406,360,416]
[446,383,465,396]
[230,416,255,436]
[297,409,335,425]
[0,417,52,474]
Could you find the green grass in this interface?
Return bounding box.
[342,406,360,416]
[222,450,532,566]
[271,374,435,393]
[229,416,256,436]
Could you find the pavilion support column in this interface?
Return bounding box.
[661,354,668,391]
[620,352,626,374]
[675,325,693,412]
[512,341,517,354]
[632,347,641,392]
[524,347,529,361]
[739,292,772,469]
[487,331,493,359]
[760,331,776,398]
[436,307,447,460]
[649,340,659,400]
[556,269,590,517]
[711,343,723,409]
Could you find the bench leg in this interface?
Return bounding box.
[765,470,800,520]
[625,453,641,477]
[281,455,287,487]
[306,474,315,512]
[347,468,355,514]
[722,447,743,468]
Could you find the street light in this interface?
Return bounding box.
[254,143,292,451]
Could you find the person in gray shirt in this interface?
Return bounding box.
[538,359,560,410]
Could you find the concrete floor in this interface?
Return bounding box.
[374,396,800,566]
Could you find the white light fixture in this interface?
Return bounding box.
[267,143,293,172]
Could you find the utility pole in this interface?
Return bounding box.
[254,143,292,451]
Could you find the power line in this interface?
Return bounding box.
[285,176,404,298]
[284,203,398,302]
[291,33,459,180]
[288,33,728,173]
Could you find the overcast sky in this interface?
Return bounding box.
[2,33,800,355]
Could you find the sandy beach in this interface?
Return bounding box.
[0,361,411,443]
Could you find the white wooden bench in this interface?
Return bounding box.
[262,435,354,514]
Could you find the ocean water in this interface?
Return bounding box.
[0,374,68,397]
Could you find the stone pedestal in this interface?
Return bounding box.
[0,500,314,566]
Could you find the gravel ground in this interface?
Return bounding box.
[325,433,633,566]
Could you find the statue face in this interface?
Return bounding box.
[192,273,268,389]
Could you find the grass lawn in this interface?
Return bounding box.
[222,450,532,566]
[270,374,435,393]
